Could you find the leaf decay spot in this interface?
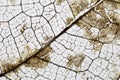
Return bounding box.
[24,46,52,69]
[92,42,103,52]
[76,9,120,44]
[0,59,21,73]
[0,62,14,73]
[24,57,49,69]
[20,23,27,34]
[70,4,81,16]
[67,54,85,71]
[55,0,65,6]
[43,36,53,41]
[67,0,92,16]
[66,17,73,25]
[21,45,33,60]
[113,72,120,80]
[37,46,53,57]
[41,36,53,47]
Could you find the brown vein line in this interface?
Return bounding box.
[0,0,103,77]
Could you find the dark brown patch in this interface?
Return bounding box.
[24,46,52,69]
[37,46,52,57]
[21,45,34,60]
[71,5,81,16]
[67,54,85,71]
[20,28,24,34]
[20,23,27,34]
[1,63,14,72]
[0,58,22,73]
[89,40,103,52]
[41,36,53,47]
[113,72,120,80]
[0,62,19,73]
[55,0,65,6]
[75,8,120,44]
[43,36,53,41]
[104,0,120,10]
[24,57,49,68]
[67,0,98,16]
[67,0,120,45]
[66,17,73,25]
[69,2,81,16]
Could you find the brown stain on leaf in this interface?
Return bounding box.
[104,0,120,10]
[90,41,103,52]
[67,0,98,16]
[82,22,120,45]
[69,1,81,16]
[75,4,120,44]
[109,13,120,24]
[97,23,120,43]
[1,62,14,73]
[24,57,49,69]
[72,5,81,16]
[0,59,21,73]
[55,0,65,6]
[24,46,52,69]
[43,36,53,41]
[20,23,27,34]
[66,17,73,25]
[22,41,52,69]
[37,46,52,57]
[20,28,24,34]
[21,45,34,60]
[113,72,120,80]
[105,0,120,2]
[66,0,120,55]
[41,36,53,47]
[94,3,106,17]
[67,54,85,71]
